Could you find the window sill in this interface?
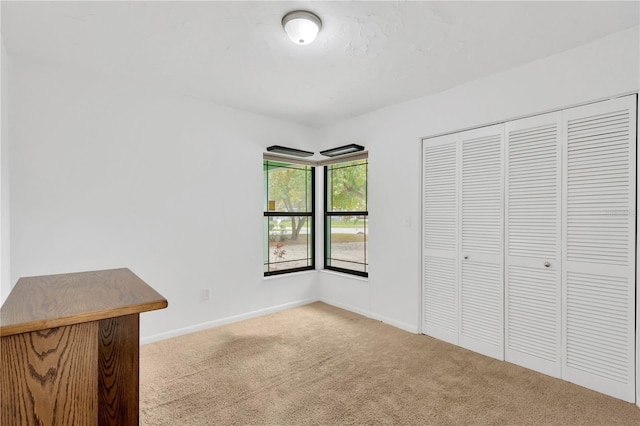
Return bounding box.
[263,270,317,281]
[263,269,369,283]
[319,269,369,282]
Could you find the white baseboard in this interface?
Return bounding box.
[320,297,419,334]
[141,297,319,344]
[141,296,420,345]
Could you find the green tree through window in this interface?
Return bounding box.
[324,159,368,276]
[264,161,314,275]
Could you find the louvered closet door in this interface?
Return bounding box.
[459,124,504,360]
[562,95,636,402]
[505,113,562,377]
[422,133,459,345]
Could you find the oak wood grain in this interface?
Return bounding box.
[1,322,99,426]
[98,315,139,426]
[0,268,167,337]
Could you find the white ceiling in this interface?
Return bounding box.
[2,1,638,128]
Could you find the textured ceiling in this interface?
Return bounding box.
[2,1,639,128]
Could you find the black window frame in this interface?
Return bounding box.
[323,159,368,277]
[263,160,315,276]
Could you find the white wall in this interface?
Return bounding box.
[5,23,640,401]
[319,26,640,335]
[0,15,11,306]
[8,57,320,340]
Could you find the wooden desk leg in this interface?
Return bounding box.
[1,323,99,426]
[98,314,139,426]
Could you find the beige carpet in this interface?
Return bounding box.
[140,302,640,425]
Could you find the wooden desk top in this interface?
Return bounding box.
[0,268,168,337]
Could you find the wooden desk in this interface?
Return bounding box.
[0,268,167,426]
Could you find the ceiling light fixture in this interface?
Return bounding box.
[282,10,322,45]
[320,144,365,157]
[267,145,315,157]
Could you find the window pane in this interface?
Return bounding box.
[264,216,313,273]
[264,161,313,213]
[325,216,368,273]
[327,160,367,212]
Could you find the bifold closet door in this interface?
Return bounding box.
[458,125,504,360]
[504,113,562,377]
[422,134,459,345]
[562,95,636,402]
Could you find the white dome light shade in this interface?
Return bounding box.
[282,11,322,45]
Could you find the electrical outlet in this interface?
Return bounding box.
[201,288,211,301]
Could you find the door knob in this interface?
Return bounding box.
[544,261,551,268]
[464,255,469,260]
